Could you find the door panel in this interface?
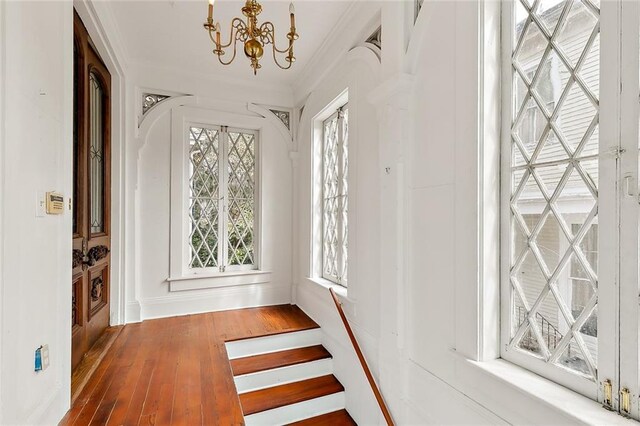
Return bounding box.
[72,10,111,372]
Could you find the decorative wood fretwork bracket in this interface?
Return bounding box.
[415,0,424,22]
[366,27,382,50]
[246,103,293,149]
[142,93,170,115]
[269,109,291,130]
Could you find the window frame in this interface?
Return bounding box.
[498,1,640,419]
[170,107,262,281]
[499,0,621,403]
[321,104,349,286]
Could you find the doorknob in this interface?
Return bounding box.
[78,238,110,269]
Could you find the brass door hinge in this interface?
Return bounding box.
[603,379,614,411]
[620,387,631,417]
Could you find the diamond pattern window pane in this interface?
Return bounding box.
[227,132,256,266]
[188,127,220,269]
[322,107,348,285]
[509,0,599,378]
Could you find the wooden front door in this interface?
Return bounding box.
[72,11,112,371]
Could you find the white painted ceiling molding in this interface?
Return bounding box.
[292,1,383,105]
[247,103,294,149]
[296,45,381,141]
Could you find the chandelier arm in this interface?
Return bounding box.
[260,21,293,54]
[217,38,239,66]
[208,18,248,51]
[270,44,293,70]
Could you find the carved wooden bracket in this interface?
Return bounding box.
[73,249,84,269]
[91,277,103,302]
[88,245,110,263]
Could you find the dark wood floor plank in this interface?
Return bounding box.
[287,409,357,426]
[239,375,344,416]
[71,326,124,404]
[231,345,332,376]
[60,304,319,426]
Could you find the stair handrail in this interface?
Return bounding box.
[329,288,395,426]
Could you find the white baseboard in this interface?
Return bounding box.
[139,283,291,321]
[125,300,142,323]
[27,382,68,425]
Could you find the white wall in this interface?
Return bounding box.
[295,45,383,426]
[128,64,295,321]
[293,1,625,425]
[0,1,73,424]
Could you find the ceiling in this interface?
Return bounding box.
[108,0,355,86]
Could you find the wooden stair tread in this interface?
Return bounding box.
[239,375,344,415]
[231,345,332,376]
[287,409,357,425]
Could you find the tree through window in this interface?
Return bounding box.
[188,125,257,272]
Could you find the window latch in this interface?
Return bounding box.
[603,379,614,410]
[620,388,631,416]
[606,147,626,159]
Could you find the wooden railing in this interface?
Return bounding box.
[329,288,395,426]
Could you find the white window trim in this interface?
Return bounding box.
[169,106,263,285]
[321,105,349,286]
[499,0,606,400]
[450,0,640,423]
[311,90,349,288]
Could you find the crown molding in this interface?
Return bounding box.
[292,0,383,105]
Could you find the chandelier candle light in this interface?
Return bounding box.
[204,0,299,75]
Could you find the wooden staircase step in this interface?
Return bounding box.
[231,345,332,376]
[287,409,357,425]
[240,375,344,415]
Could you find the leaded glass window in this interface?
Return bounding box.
[187,125,257,272]
[89,72,105,235]
[322,106,348,285]
[506,0,600,380]
[188,127,220,269]
[227,131,256,267]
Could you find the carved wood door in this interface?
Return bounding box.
[72,11,112,371]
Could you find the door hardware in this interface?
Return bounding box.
[620,388,631,416]
[603,379,614,410]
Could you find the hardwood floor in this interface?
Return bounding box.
[71,326,124,404]
[60,304,319,426]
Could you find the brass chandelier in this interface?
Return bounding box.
[204,0,299,75]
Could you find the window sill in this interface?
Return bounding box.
[452,350,637,425]
[305,276,349,299]
[168,270,272,292]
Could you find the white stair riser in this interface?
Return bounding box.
[244,392,345,426]
[234,358,333,393]
[226,329,322,359]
